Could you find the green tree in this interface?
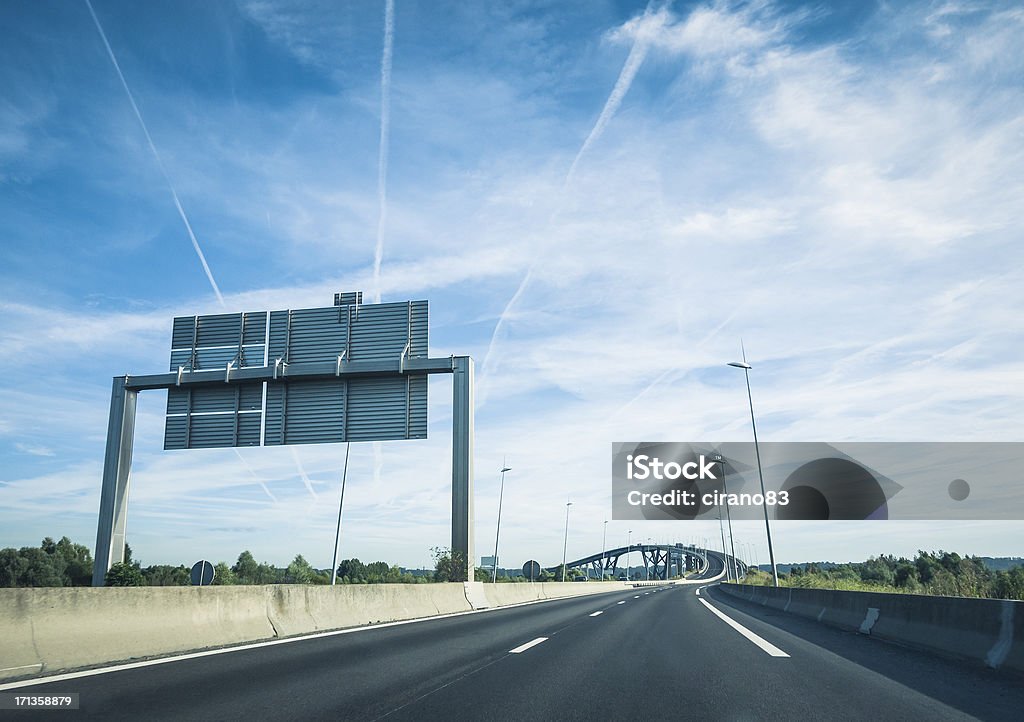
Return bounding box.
[894,561,919,589]
[255,562,280,584]
[0,548,28,587]
[142,565,189,586]
[994,567,1024,601]
[286,554,314,584]
[336,558,366,583]
[18,547,65,587]
[431,546,467,582]
[860,557,895,586]
[232,551,260,584]
[365,561,390,582]
[105,561,144,586]
[212,562,237,585]
[55,537,93,586]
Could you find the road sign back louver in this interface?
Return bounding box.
[163,298,428,449]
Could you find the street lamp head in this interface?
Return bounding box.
[727,361,752,369]
[500,467,511,473]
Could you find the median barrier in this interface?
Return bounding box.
[0,580,628,681]
[0,586,275,680]
[480,580,626,608]
[718,583,1024,674]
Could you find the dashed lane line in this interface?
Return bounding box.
[509,637,549,654]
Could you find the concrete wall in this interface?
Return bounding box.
[0,581,627,681]
[719,583,1024,673]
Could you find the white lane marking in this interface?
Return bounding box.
[509,637,549,654]
[589,611,604,617]
[695,588,701,597]
[617,601,626,605]
[644,592,650,595]
[634,595,640,599]
[698,599,790,657]
[0,590,615,691]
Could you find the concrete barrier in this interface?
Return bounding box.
[718,583,1024,674]
[0,580,626,681]
[481,581,627,608]
[0,586,276,679]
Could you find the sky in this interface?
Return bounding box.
[1,0,1023,573]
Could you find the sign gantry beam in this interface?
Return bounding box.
[93,355,474,585]
[125,357,459,392]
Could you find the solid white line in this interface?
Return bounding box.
[617,601,626,605]
[698,599,790,657]
[508,637,548,654]
[589,611,603,617]
[0,591,615,691]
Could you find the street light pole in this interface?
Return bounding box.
[602,520,608,582]
[491,461,512,584]
[626,529,632,581]
[729,350,779,588]
[718,499,730,581]
[715,457,739,583]
[561,500,573,582]
[330,443,351,585]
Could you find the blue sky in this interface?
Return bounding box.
[2,0,1023,571]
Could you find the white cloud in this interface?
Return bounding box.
[14,443,55,457]
[608,3,783,59]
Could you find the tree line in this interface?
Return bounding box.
[758,550,1024,601]
[0,538,491,587]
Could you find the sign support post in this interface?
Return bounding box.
[91,297,476,587]
[92,376,138,586]
[451,356,474,582]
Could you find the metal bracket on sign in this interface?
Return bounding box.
[399,342,411,374]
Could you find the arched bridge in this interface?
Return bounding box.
[551,544,743,581]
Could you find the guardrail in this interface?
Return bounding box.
[718,583,1024,674]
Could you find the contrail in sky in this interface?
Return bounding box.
[232,448,278,502]
[371,0,395,305]
[564,38,651,188]
[480,6,657,387]
[84,0,225,307]
[290,447,319,500]
[371,0,396,487]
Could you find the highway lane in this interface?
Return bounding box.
[386,584,1020,721]
[8,582,1024,721]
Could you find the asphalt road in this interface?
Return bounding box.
[7,582,1024,721]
